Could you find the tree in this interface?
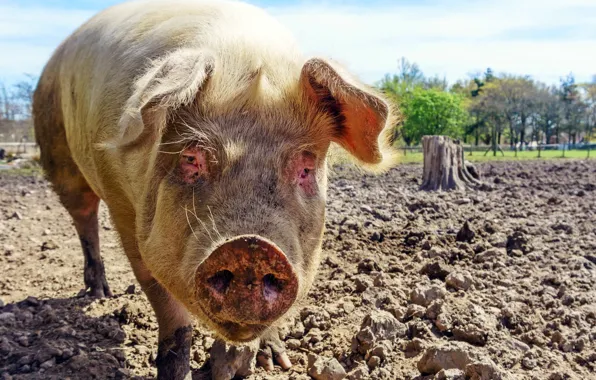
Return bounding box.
[581,81,596,156]
[401,88,468,145]
[534,84,562,144]
[13,74,37,120]
[559,74,585,144]
[492,76,537,149]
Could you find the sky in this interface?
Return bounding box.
[1,0,595,89]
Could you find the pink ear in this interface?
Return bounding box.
[300,58,392,166]
[180,147,209,183]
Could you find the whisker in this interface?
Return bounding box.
[183,206,200,242]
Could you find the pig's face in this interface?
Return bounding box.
[123,52,397,343]
[144,110,330,342]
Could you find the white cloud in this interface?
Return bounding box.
[1,0,595,86]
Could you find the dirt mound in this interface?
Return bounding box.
[1,159,595,379]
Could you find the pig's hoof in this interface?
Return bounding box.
[209,339,258,379]
[84,268,113,298]
[256,332,292,371]
[209,331,291,379]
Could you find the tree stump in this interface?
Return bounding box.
[420,135,482,191]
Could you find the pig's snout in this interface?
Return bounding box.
[195,235,298,340]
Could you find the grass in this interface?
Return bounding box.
[396,149,593,164]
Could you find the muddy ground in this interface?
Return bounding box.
[0,159,595,380]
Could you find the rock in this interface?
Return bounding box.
[125,284,136,294]
[367,355,381,369]
[434,300,493,346]
[417,343,475,375]
[289,321,305,339]
[41,240,59,251]
[357,258,382,274]
[286,339,301,350]
[0,337,13,356]
[68,352,90,371]
[410,285,446,307]
[307,354,347,380]
[404,304,425,321]
[301,306,331,331]
[40,358,56,370]
[360,310,406,341]
[3,245,14,256]
[0,312,16,323]
[505,230,532,254]
[352,311,404,355]
[347,366,369,380]
[117,368,133,377]
[9,211,22,220]
[465,361,505,380]
[24,296,40,306]
[551,222,573,234]
[405,338,426,358]
[435,368,466,380]
[360,205,373,214]
[370,341,391,361]
[420,261,452,281]
[473,248,504,263]
[353,327,375,355]
[456,221,475,243]
[354,276,372,293]
[445,271,473,291]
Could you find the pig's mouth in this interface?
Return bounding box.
[195,300,268,342]
[218,320,268,342]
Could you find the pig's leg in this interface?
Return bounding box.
[51,174,111,297]
[67,191,112,297]
[110,215,193,380]
[133,260,193,380]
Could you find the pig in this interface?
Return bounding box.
[32,0,399,378]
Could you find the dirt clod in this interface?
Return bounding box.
[307,354,347,380]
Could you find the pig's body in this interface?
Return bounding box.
[37,0,300,205]
[34,0,398,378]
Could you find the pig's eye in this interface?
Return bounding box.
[179,147,209,184]
[293,151,317,196]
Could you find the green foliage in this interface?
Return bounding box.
[401,88,467,145]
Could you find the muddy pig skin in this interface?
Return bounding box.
[32,0,399,378]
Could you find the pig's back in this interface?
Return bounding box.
[43,0,303,200]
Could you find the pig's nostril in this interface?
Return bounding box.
[208,270,234,294]
[262,273,284,302]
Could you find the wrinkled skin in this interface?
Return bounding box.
[32,1,398,378]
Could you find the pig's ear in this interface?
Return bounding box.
[113,49,215,147]
[300,58,399,171]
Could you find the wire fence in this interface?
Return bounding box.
[1,141,594,161]
[397,143,594,159]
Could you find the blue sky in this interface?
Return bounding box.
[1,0,595,88]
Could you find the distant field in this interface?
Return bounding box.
[396,148,593,164]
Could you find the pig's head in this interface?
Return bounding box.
[116,48,398,342]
